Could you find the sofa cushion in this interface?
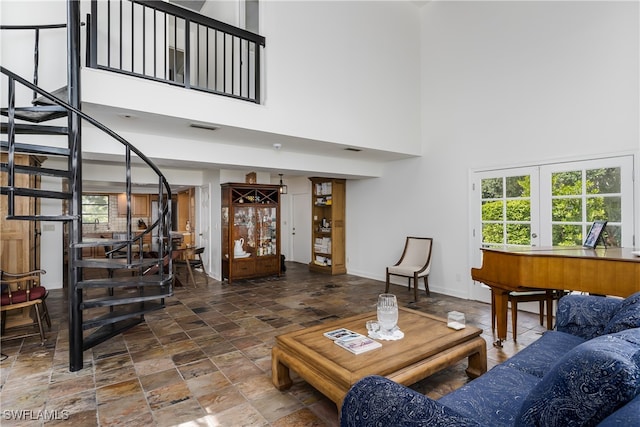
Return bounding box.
[439,364,541,427]
[556,294,622,340]
[341,375,482,427]
[604,291,640,334]
[516,328,640,427]
[597,393,640,426]
[504,331,585,378]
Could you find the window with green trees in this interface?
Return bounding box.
[481,175,532,246]
[481,167,622,247]
[82,195,109,225]
[550,167,621,246]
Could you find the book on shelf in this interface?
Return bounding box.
[327,330,382,354]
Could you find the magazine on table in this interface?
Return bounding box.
[323,328,359,340]
[324,329,382,354]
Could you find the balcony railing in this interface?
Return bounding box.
[87,0,265,103]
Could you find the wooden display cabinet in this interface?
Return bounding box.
[221,183,281,283]
[309,177,346,275]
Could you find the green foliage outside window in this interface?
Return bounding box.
[82,195,109,224]
[481,168,621,247]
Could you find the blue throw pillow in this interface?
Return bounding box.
[516,329,640,427]
[604,291,640,334]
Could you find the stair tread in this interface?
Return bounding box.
[0,141,71,156]
[1,122,68,135]
[5,214,76,221]
[81,286,172,308]
[33,86,67,106]
[0,187,72,199]
[1,106,67,123]
[82,302,165,330]
[82,318,143,351]
[78,275,173,288]
[0,163,71,179]
[75,257,162,269]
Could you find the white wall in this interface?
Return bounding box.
[0,1,68,106]
[80,0,422,160]
[346,1,639,299]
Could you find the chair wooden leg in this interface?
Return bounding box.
[538,300,544,326]
[1,311,6,335]
[511,298,518,341]
[41,299,51,329]
[491,290,495,332]
[198,254,209,284]
[423,275,430,296]
[385,270,391,293]
[186,260,197,287]
[546,291,554,330]
[33,303,46,345]
[413,273,418,302]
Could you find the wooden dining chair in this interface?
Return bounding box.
[1,269,51,345]
[175,247,208,287]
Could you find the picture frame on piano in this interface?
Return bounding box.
[583,220,608,248]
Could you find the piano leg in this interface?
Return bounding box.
[493,289,509,347]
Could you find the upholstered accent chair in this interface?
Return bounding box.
[385,237,433,302]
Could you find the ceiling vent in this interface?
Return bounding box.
[344,147,362,152]
[189,123,220,131]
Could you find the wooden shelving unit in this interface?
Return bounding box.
[309,177,346,275]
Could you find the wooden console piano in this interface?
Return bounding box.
[471,246,640,346]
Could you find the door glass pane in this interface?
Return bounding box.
[482,200,503,221]
[548,165,624,247]
[603,224,621,246]
[505,175,529,198]
[552,224,582,246]
[506,224,530,245]
[482,178,503,199]
[506,199,530,221]
[587,196,621,222]
[482,223,504,244]
[481,174,532,247]
[586,167,620,194]
[552,171,581,196]
[552,198,582,222]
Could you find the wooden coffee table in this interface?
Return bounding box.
[271,307,486,408]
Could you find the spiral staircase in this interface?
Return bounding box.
[1,3,173,371]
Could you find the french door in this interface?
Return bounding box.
[470,155,634,302]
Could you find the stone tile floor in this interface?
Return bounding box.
[0,262,547,426]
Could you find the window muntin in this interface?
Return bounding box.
[550,167,622,246]
[481,175,531,247]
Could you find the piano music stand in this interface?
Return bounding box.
[583,220,608,249]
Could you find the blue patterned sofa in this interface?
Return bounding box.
[341,291,640,427]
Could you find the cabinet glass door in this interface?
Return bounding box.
[233,206,254,258]
[256,207,277,256]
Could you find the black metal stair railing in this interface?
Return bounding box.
[87,0,266,103]
[1,65,174,372]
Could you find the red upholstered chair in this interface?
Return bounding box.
[1,269,51,345]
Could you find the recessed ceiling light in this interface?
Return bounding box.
[190,123,220,131]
